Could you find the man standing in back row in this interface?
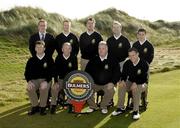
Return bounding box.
[55,20,79,57]
[107,21,130,72]
[79,17,103,71]
[133,28,154,65]
[29,19,55,59]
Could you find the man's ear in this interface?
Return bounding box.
[35,47,37,52]
[137,52,139,56]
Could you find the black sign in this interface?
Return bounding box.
[63,70,94,101]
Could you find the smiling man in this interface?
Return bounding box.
[55,20,79,57]
[112,47,149,120]
[50,42,78,114]
[25,41,54,115]
[79,17,103,71]
[85,41,120,114]
[29,19,55,59]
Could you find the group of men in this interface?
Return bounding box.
[25,17,154,120]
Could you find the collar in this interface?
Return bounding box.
[39,32,46,36]
[87,31,94,35]
[139,39,147,45]
[113,34,122,40]
[36,53,45,60]
[63,54,70,60]
[99,54,108,61]
[39,32,46,40]
[63,32,70,37]
[133,57,140,66]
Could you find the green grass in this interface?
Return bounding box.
[0,37,29,106]
[0,70,180,128]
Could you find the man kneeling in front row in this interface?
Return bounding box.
[85,41,120,114]
[112,48,149,120]
[24,41,54,115]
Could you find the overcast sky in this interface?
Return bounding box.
[0,0,179,22]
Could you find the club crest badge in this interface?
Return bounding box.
[43,62,47,68]
[144,48,148,53]
[104,64,109,70]
[118,43,122,48]
[69,39,73,44]
[68,62,72,68]
[137,69,142,75]
[91,39,95,44]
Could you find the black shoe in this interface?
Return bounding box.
[126,102,133,110]
[140,101,148,111]
[40,107,47,115]
[50,105,57,114]
[108,99,114,107]
[28,106,39,115]
[68,104,73,113]
[46,102,51,110]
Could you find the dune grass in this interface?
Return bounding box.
[1,7,180,46]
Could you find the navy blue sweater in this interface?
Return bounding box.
[54,54,78,82]
[55,32,79,56]
[24,55,54,82]
[107,35,130,62]
[122,59,149,84]
[79,31,103,60]
[133,40,154,64]
[85,55,120,85]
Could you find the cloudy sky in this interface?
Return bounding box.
[0,0,179,22]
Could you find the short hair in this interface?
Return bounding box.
[63,20,71,24]
[35,40,45,47]
[128,47,138,54]
[87,17,96,24]
[38,19,47,26]
[99,41,107,46]
[62,42,72,48]
[137,28,146,34]
[113,20,122,28]
[98,41,108,49]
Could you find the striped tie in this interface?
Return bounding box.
[41,33,45,41]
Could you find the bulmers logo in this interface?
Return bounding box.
[63,70,94,101]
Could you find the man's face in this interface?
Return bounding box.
[86,20,95,31]
[112,24,121,35]
[137,31,146,42]
[38,21,47,33]
[128,51,139,63]
[35,44,45,54]
[98,44,108,57]
[63,22,70,33]
[62,44,72,56]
